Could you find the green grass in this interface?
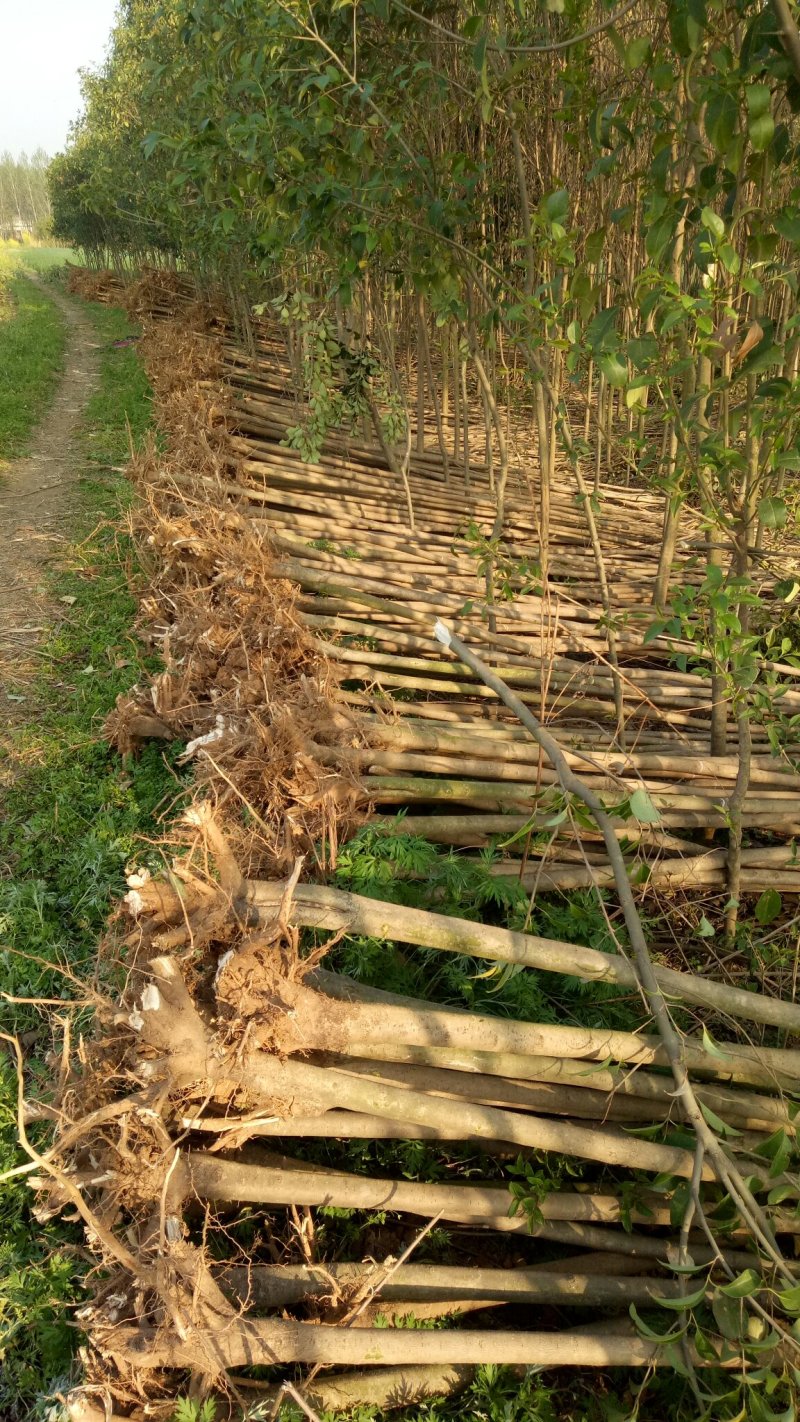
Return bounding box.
[14,247,80,272]
[0,299,184,1416]
[0,243,79,273]
[0,275,67,462]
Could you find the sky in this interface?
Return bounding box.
[0,0,118,159]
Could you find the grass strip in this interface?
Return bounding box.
[0,295,184,1414]
[0,272,67,462]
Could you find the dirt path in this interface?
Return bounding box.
[0,277,100,730]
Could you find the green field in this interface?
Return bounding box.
[0,241,79,271]
[15,245,80,270]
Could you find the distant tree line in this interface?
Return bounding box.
[0,151,51,239]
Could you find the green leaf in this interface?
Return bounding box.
[776,210,800,243]
[599,352,627,387]
[749,116,776,150]
[750,82,773,118]
[643,618,668,646]
[585,305,620,353]
[712,1291,745,1340]
[629,1302,688,1343]
[645,211,676,259]
[699,1100,742,1138]
[584,228,606,263]
[659,306,686,335]
[743,341,781,375]
[629,786,661,823]
[777,1283,800,1315]
[627,334,659,369]
[652,1281,708,1311]
[651,60,676,90]
[544,188,570,225]
[753,1128,794,1179]
[705,91,737,154]
[693,1324,720,1360]
[697,915,715,938]
[472,33,488,71]
[755,377,792,400]
[768,1183,800,1206]
[747,85,775,151]
[701,1025,729,1058]
[717,240,741,275]
[701,205,725,241]
[755,888,782,925]
[625,36,651,68]
[667,1260,710,1277]
[669,2,702,55]
[747,1396,796,1422]
[746,83,772,120]
[758,497,787,529]
[719,1267,761,1298]
[669,1179,691,1228]
[625,382,649,409]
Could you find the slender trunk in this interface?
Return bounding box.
[460,354,470,487]
[416,296,426,455]
[725,709,751,942]
[419,296,449,480]
[534,382,551,581]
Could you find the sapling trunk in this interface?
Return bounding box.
[215,1262,684,1310]
[103,1320,703,1371]
[245,879,800,1033]
[259,1364,477,1415]
[416,295,426,455]
[186,1155,693,1253]
[418,297,449,480]
[142,957,713,1177]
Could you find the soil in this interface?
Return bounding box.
[0,275,100,734]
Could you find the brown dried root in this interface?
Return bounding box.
[107,488,364,875]
[92,292,367,882]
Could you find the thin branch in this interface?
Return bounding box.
[392,0,643,54]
